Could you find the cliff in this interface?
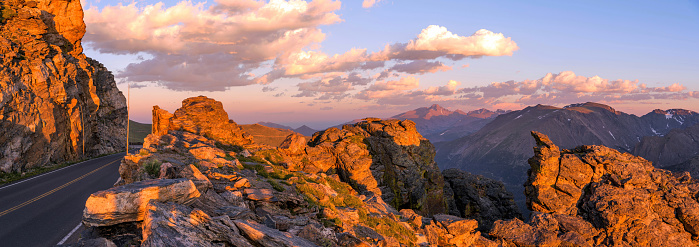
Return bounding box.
[0,0,127,173]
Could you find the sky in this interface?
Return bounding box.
[80,0,699,129]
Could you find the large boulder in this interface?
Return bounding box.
[0,0,126,173]
[305,118,447,216]
[150,96,253,146]
[83,178,201,227]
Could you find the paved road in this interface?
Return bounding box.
[0,153,124,247]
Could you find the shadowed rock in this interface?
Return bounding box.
[141,201,252,247]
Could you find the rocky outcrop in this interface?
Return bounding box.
[0,0,127,173]
[443,168,521,231]
[299,118,447,216]
[490,131,699,246]
[151,96,253,147]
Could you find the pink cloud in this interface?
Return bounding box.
[362,0,383,8]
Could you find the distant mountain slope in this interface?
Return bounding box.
[294,125,319,136]
[634,122,699,168]
[257,122,319,137]
[129,120,152,144]
[391,104,509,142]
[667,155,699,178]
[435,102,699,210]
[241,124,309,147]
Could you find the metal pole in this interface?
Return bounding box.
[126,82,130,154]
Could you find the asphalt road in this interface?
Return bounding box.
[0,153,124,247]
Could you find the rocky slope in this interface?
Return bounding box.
[75,96,521,246]
[0,0,127,173]
[634,123,699,168]
[391,104,508,143]
[436,102,699,211]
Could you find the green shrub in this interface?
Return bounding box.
[139,149,149,156]
[268,179,285,192]
[1,6,17,22]
[143,159,162,177]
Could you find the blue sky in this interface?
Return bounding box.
[80,0,699,129]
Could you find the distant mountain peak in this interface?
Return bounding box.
[563,102,618,114]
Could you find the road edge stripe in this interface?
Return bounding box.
[57,223,82,245]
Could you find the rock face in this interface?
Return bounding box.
[0,0,127,173]
[489,131,699,246]
[301,118,447,216]
[152,96,253,146]
[443,168,521,231]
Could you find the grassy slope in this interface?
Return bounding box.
[129,120,152,144]
[240,123,310,147]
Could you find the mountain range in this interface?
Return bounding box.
[390,104,510,142]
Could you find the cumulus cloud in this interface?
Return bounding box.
[84,0,341,90]
[261,24,518,90]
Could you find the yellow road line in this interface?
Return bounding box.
[0,160,117,218]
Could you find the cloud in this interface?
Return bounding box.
[260,24,518,90]
[84,0,341,90]
[390,60,452,74]
[85,1,519,96]
[362,0,382,8]
[369,25,519,61]
[356,77,462,106]
[458,71,694,107]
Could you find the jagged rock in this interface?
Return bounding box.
[179,164,212,192]
[279,133,307,154]
[490,218,561,247]
[141,201,253,247]
[0,0,127,173]
[443,168,521,231]
[303,119,447,216]
[513,131,699,246]
[234,219,319,247]
[150,96,253,146]
[83,179,201,227]
[244,188,275,201]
